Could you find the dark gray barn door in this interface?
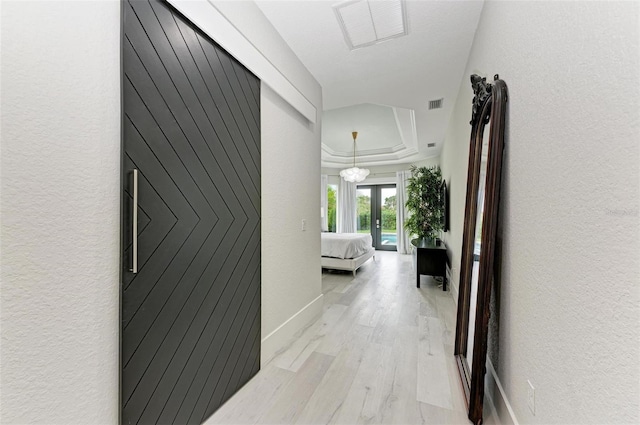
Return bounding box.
[121,1,261,423]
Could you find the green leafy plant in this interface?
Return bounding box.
[404,165,444,240]
[327,186,337,232]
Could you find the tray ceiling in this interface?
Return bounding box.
[256,0,485,167]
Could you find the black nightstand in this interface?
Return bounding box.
[412,238,448,290]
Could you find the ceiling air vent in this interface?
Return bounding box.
[428,98,444,110]
[427,143,436,148]
[334,0,407,50]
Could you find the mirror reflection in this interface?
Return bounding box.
[465,127,489,369]
[454,74,507,425]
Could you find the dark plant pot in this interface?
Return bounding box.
[412,236,438,248]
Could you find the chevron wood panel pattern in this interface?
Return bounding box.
[121,1,261,423]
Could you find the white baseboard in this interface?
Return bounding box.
[260,294,324,365]
[485,359,519,425]
[450,279,459,307]
[446,263,459,306]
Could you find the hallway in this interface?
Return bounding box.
[206,251,497,424]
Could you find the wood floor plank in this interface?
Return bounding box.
[417,401,472,424]
[274,304,347,372]
[417,316,454,409]
[274,337,322,373]
[294,328,372,425]
[321,290,343,306]
[380,324,421,425]
[257,352,335,424]
[204,363,295,424]
[369,304,400,346]
[420,297,440,318]
[335,278,372,307]
[331,342,394,425]
[445,352,469,413]
[315,302,371,357]
[436,290,459,353]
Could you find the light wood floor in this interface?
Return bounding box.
[205,250,498,425]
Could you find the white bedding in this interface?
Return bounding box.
[321,232,373,259]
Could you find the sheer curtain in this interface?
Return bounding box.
[337,177,357,233]
[396,170,412,254]
[321,174,328,232]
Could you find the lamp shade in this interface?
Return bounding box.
[340,131,369,182]
[340,167,370,182]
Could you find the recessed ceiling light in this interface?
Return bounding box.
[334,0,407,50]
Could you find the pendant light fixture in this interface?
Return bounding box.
[340,131,370,182]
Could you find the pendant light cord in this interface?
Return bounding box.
[352,131,358,168]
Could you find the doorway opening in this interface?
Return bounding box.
[356,184,397,251]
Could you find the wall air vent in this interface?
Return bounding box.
[428,98,444,110]
[334,0,407,51]
[427,143,436,148]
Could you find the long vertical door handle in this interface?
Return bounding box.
[131,169,138,273]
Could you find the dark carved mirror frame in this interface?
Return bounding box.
[454,74,508,425]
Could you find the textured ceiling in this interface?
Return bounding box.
[256,0,485,167]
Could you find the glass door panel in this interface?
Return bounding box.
[379,186,397,250]
[327,184,337,232]
[356,187,372,237]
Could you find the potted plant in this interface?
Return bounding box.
[404,165,444,244]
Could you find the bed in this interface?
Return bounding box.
[321,232,375,276]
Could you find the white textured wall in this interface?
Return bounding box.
[440,1,640,423]
[439,81,471,299]
[1,0,322,422]
[261,84,322,338]
[0,1,121,423]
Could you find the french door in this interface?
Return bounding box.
[356,184,397,251]
[121,1,261,424]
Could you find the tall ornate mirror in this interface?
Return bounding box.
[454,74,508,424]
